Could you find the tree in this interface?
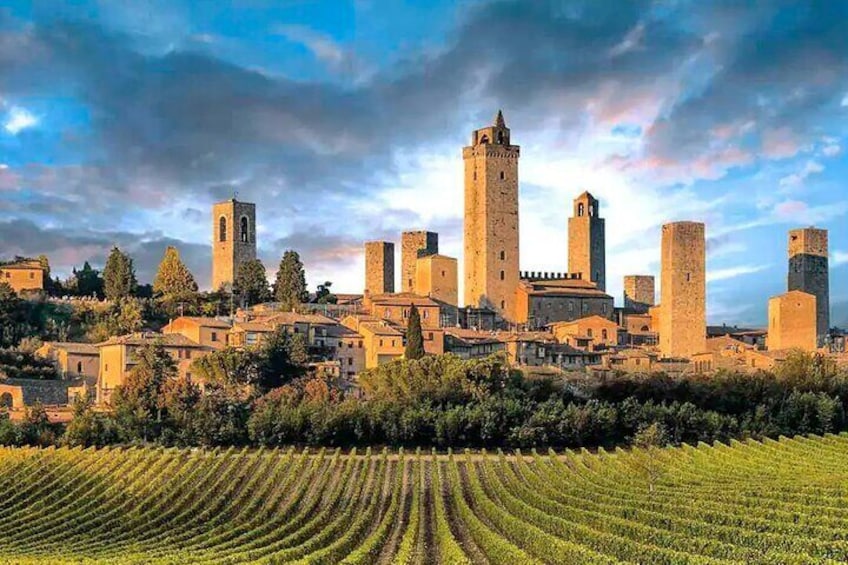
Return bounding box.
[273,250,307,310]
[103,247,137,301]
[315,281,337,304]
[0,283,29,348]
[153,246,198,301]
[405,304,425,360]
[71,262,104,298]
[235,259,270,306]
[38,254,57,296]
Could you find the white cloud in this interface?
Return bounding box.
[822,144,841,157]
[707,264,769,283]
[0,164,7,169]
[3,106,38,135]
[833,251,848,267]
[842,93,848,107]
[778,159,823,188]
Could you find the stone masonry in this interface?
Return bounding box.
[568,192,606,291]
[401,231,438,293]
[768,290,817,351]
[364,241,395,295]
[787,227,829,343]
[463,110,520,321]
[624,275,655,314]
[659,221,706,359]
[212,199,256,290]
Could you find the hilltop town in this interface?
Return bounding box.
[0,111,844,418]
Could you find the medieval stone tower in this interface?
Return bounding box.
[401,231,438,293]
[568,192,606,291]
[624,275,655,314]
[463,110,520,320]
[212,199,256,290]
[364,241,395,295]
[659,221,706,359]
[787,227,829,343]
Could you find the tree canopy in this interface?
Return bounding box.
[103,247,137,301]
[404,304,425,360]
[273,250,307,310]
[235,259,270,306]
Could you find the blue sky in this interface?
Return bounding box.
[0,0,846,327]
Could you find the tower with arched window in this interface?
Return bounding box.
[568,191,606,292]
[463,110,520,321]
[212,198,257,290]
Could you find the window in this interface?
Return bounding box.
[500,300,505,309]
[497,131,504,144]
[219,217,227,242]
[568,301,574,313]
[602,329,608,341]
[105,363,109,372]
[348,358,353,366]
[186,372,192,381]
[577,203,585,217]
[240,216,249,243]
[428,332,434,340]
[500,270,505,281]
[403,308,409,319]
[77,361,83,374]
[686,273,691,282]
[441,270,446,277]
[473,171,477,180]
[358,340,363,348]
[588,329,594,338]
[499,250,505,261]
[348,342,353,349]
[422,310,429,319]
[583,303,589,313]
[379,339,384,347]
[29,272,34,279]
[385,308,391,317]
[499,171,505,180]
[211,332,218,342]
[408,278,412,288]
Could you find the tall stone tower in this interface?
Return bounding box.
[659,221,706,359]
[212,199,256,290]
[624,275,655,313]
[401,231,438,293]
[364,241,395,295]
[463,110,520,320]
[787,227,829,342]
[568,192,606,291]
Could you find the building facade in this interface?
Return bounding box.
[401,231,438,293]
[659,221,706,359]
[787,227,829,343]
[212,199,257,290]
[568,192,606,291]
[463,110,520,320]
[0,260,45,294]
[768,290,817,352]
[623,275,655,314]
[415,254,458,306]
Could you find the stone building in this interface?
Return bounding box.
[463,110,520,320]
[768,290,817,352]
[568,192,606,291]
[35,342,99,380]
[212,199,257,290]
[162,317,232,350]
[787,227,829,343]
[401,231,438,293]
[513,273,614,329]
[623,275,655,313]
[0,259,45,294]
[415,253,458,306]
[659,221,706,359]
[364,241,395,295]
[549,315,620,349]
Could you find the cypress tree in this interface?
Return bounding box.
[405,304,426,360]
[153,246,198,301]
[235,259,271,306]
[103,247,137,301]
[273,250,307,311]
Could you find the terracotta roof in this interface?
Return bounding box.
[0,260,44,271]
[262,312,337,326]
[167,316,232,329]
[323,324,362,339]
[232,321,276,333]
[44,342,99,355]
[445,328,502,345]
[494,331,556,344]
[368,293,442,308]
[97,333,205,348]
[519,279,611,299]
[359,322,404,337]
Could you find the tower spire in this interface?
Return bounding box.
[494,109,506,128]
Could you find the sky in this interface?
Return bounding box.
[0,0,846,327]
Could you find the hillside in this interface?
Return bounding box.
[1,436,847,563]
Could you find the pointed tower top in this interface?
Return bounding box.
[494,109,506,128]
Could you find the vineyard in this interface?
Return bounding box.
[1,436,848,563]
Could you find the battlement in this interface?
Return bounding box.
[520,271,582,281]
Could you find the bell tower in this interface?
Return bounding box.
[463,110,520,320]
[212,198,257,290]
[568,191,606,291]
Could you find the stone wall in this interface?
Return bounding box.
[401,231,438,293]
[659,221,706,359]
[624,275,655,313]
[568,193,606,291]
[788,227,829,342]
[364,241,395,294]
[768,290,817,351]
[212,199,257,290]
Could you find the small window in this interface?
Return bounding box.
[577,203,585,217]
[105,363,108,372]
[348,358,353,366]
[379,339,384,347]
[29,272,34,279]
[602,329,608,340]
[240,216,249,243]
[219,217,227,242]
[441,270,446,277]
[211,332,218,342]
[348,342,353,348]
[428,332,434,340]
[500,300,505,309]
[473,171,477,180]
[588,329,594,338]
[408,278,412,288]
[686,273,691,282]
[499,171,505,180]
[359,340,363,348]
[500,270,505,281]
[499,250,505,261]
[77,361,83,373]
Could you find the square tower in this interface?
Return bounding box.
[463,110,520,320]
[415,254,458,306]
[788,227,829,342]
[364,241,394,295]
[568,192,606,291]
[401,231,438,293]
[659,221,706,359]
[212,199,256,290]
[768,290,817,351]
[624,275,655,314]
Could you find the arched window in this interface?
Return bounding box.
[240,216,249,243]
[479,135,489,144]
[219,217,227,242]
[497,131,504,144]
[589,205,595,216]
[577,203,585,217]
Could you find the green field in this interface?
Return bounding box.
[1,436,848,564]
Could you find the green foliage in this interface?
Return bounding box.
[235,259,270,306]
[404,305,425,360]
[273,250,308,310]
[68,261,104,298]
[0,283,33,347]
[64,394,119,447]
[153,246,199,309]
[315,281,337,304]
[103,247,137,301]
[0,348,56,379]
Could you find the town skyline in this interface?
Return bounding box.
[1,1,847,327]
